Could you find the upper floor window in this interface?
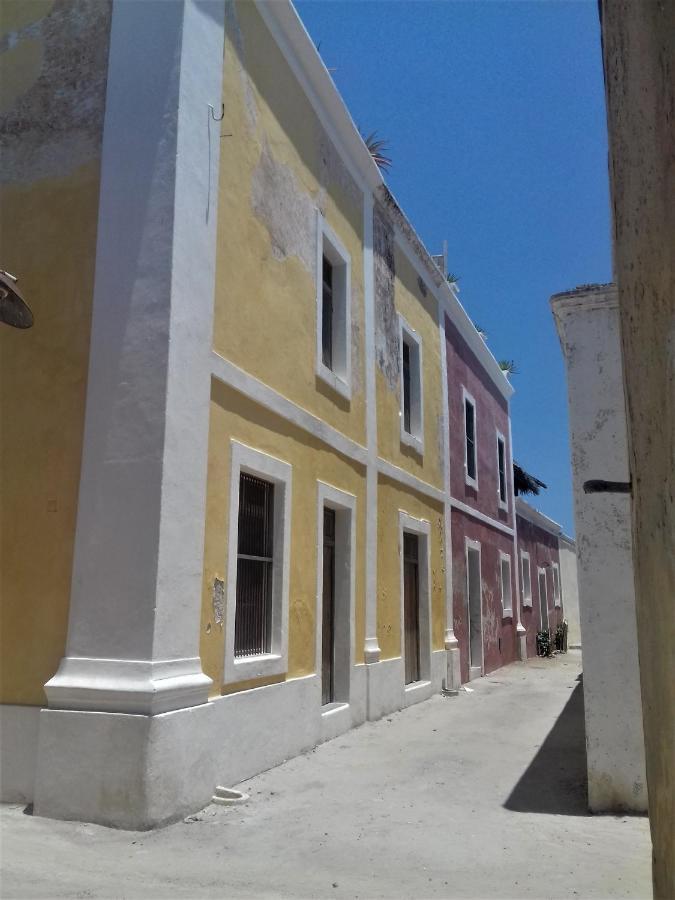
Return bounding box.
[463,389,478,489]
[521,551,532,607]
[399,315,423,454]
[497,432,508,510]
[552,562,562,607]
[316,213,351,401]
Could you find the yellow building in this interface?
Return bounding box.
[1,0,506,828]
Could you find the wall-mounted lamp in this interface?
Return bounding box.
[0,270,34,329]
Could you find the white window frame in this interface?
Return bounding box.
[315,482,356,709]
[537,566,548,630]
[499,551,513,617]
[399,511,432,687]
[496,430,508,511]
[552,562,562,608]
[398,314,424,455]
[316,211,352,401]
[223,441,292,684]
[462,387,478,490]
[520,550,533,608]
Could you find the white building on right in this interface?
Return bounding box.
[551,282,647,813]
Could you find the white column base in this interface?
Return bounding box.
[363,637,381,665]
[44,656,211,715]
[33,702,216,830]
[516,625,528,662]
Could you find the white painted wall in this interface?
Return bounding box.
[558,535,581,648]
[551,284,647,812]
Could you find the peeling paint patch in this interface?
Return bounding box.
[376,184,444,290]
[251,140,315,274]
[373,204,399,391]
[213,577,225,628]
[224,0,257,132]
[0,1,112,183]
[318,132,361,205]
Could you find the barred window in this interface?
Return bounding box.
[234,473,274,658]
[497,435,507,505]
[465,396,477,483]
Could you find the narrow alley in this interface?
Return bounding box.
[1,654,651,899]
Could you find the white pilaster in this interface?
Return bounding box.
[507,415,527,660]
[439,312,460,691]
[363,194,381,665]
[34,0,226,828]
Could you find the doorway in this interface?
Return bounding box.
[403,532,421,684]
[538,568,549,631]
[321,507,336,705]
[466,542,483,678]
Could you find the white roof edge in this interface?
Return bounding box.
[515,497,563,537]
[257,0,514,402]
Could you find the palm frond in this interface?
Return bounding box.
[498,359,518,376]
[363,131,392,172]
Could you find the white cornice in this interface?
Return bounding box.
[256,0,513,402]
[515,497,562,537]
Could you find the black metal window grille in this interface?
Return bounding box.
[403,532,420,684]
[321,507,336,705]
[322,255,333,370]
[465,399,476,480]
[402,339,412,433]
[498,437,506,502]
[234,472,274,658]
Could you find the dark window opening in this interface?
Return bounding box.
[465,399,476,480]
[234,473,274,658]
[498,438,506,502]
[402,340,412,434]
[322,255,333,370]
[321,507,336,705]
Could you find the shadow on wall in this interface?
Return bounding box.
[504,679,589,816]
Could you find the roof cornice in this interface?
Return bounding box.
[256,0,513,401]
[515,497,563,537]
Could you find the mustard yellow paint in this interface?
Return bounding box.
[0,40,43,114]
[0,162,101,705]
[376,476,445,661]
[376,245,444,490]
[212,2,366,448]
[200,383,367,695]
[0,0,54,36]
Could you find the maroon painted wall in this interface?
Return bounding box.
[445,315,513,528]
[451,508,518,684]
[516,514,562,657]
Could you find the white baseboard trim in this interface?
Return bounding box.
[0,704,40,803]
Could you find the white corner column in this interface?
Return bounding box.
[439,314,460,692]
[551,284,647,813]
[507,416,527,661]
[33,0,226,829]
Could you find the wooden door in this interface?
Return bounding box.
[403,533,420,684]
[322,508,336,705]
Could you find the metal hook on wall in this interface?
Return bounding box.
[209,103,224,121]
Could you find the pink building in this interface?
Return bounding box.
[444,315,522,683]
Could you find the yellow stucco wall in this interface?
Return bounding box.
[212,2,366,446]
[376,244,444,490]
[376,477,445,661]
[200,383,366,695]
[0,2,111,704]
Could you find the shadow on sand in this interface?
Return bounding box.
[504,678,589,815]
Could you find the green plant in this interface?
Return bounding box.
[446,272,460,285]
[498,359,519,376]
[362,132,392,172]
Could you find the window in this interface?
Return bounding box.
[399,315,424,453]
[552,562,562,607]
[234,473,274,658]
[497,432,508,510]
[521,551,532,607]
[316,213,351,400]
[500,552,513,616]
[463,389,478,488]
[224,442,292,684]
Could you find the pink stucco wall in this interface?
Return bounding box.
[516,514,562,657]
[445,315,513,529]
[451,508,519,684]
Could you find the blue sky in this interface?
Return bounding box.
[295,0,611,536]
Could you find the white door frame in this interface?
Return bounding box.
[465,538,483,677]
[398,511,432,688]
[537,566,548,631]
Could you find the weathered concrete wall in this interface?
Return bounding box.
[558,534,581,648]
[516,509,562,658]
[551,284,647,813]
[0,0,112,705]
[451,509,518,684]
[600,3,675,892]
